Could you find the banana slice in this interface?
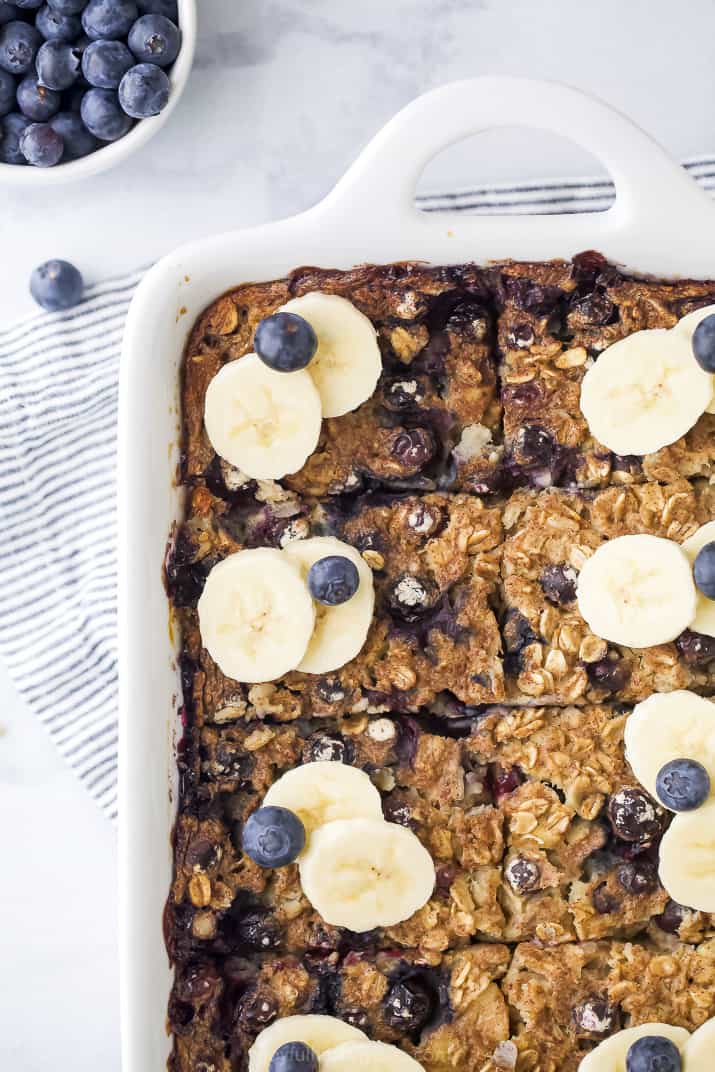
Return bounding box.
[659,799,715,912]
[576,534,697,648]
[197,549,315,683]
[625,691,715,803]
[283,536,374,674]
[676,304,715,413]
[320,1041,425,1072]
[204,353,322,479]
[684,1016,715,1071]
[280,293,382,418]
[248,1015,367,1072]
[682,521,715,638]
[263,762,383,838]
[578,1024,690,1072]
[580,328,712,455]
[298,817,435,931]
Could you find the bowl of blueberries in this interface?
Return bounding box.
[0,0,196,183]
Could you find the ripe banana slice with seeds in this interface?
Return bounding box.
[248,1015,367,1072]
[658,799,715,912]
[197,548,315,682]
[203,353,322,479]
[676,304,715,413]
[580,328,712,455]
[263,762,383,838]
[321,1040,425,1072]
[283,536,374,674]
[576,534,696,648]
[624,691,715,804]
[280,293,382,418]
[578,1023,690,1072]
[298,817,435,931]
[685,1016,715,1071]
[681,521,715,637]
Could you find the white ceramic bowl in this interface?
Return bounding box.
[0,0,197,186]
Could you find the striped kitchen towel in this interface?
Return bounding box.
[2,157,715,822]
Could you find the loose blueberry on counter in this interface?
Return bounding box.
[655,758,710,812]
[49,109,96,156]
[30,259,83,310]
[241,805,305,868]
[118,60,168,117]
[36,39,81,89]
[17,74,60,120]
[626,1036,681,1072]
[0,110,30,160]
[35,4,81,42]
[81,0,137,40]
[128,12,180,66]
[19,119,63,164]
[254,311,318,372]
[0,20,42,74]
[81,38,133,88]
[80,86,132,139]
[269,1043,319,1072]
[692,313,715,373]
[693,541,715,599]
[0,66,14,113]
[307,555,360,606]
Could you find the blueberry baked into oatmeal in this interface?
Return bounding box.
[166,256,715,1071]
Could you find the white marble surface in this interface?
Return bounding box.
[3,0,715,1067]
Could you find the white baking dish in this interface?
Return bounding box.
[117,76,715,1072]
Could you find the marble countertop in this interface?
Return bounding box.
[3,0,715,1067]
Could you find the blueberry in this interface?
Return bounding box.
[36,40,81,90]
[0,3,17,26]
[254,312,317,373]
[655,758,710,812]
[302,731,352,764]
[307,555,360,606]
[118,61,168,117]
[19,119,63,164]
[608,786,666,843]
[30,259,83,310]
[82,39,133,88]
[233,909,282,951]
[128,13,180,66]
[572,998,619,1037]
[269,1042,319,1072]
[586,655,630,694]
[241,805,305,868]
[390,427,436,471]
[387,574,438,621]
[0,20,42,75]
[692,313,715,373]
[540,563,577,606]
[49,109,96,156]
[626,1035,681,1072]
[0,67,14,114]
[15,0,43,8]
[36,4,81,40]
[80,87,132,140]
[616,859,659,895]
[81,0,137,40]
[17,74,60,120]
[46,0,86,12]
[693,541,715,599]
[0,110,30,161]
[383,979,431,1033]
[137,0,177,16]
[382,377,426,412]
[654,899,687,934]
[504,855,540,893]
[675,628,715,667]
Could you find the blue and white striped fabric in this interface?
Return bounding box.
[2,156,715,822]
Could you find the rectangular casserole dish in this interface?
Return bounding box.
[117,76,715,1072]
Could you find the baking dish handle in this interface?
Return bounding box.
[316,77,715,275]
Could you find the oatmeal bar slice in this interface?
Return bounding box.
[502,938,715,1071]
[183,263,502,499]
[167,714,509,965]
[168,485,505,723]
[168,943,512,1072]
[497,255,715,489]
[500,480,715,704]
